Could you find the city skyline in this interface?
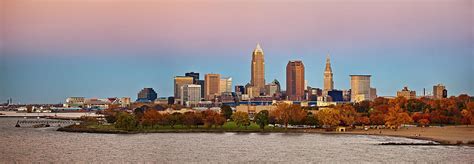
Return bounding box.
[1,0,473,103]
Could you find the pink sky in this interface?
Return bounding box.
[3,0,471,56]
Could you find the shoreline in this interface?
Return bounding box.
[57,125,474,146]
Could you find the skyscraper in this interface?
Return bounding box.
[286,60,305,101]
[219,77,232,93]
[174,76,194,103]
[433,84,447,99]
[205,74,221,100]
[181,84,201,106]
[323,55,334,94]
[185,72,200,84]
[350,75,371,102]
[251,43,265,94]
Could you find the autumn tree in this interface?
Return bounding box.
[337,104,356,127]
[202,110,218,128]
[214,114,226,128]
[369,104,389,125]
[255,110,269,130]
[384,106,413,130]
[271,103,291,128]
[183,112,202,128]
[142,109,161,127]
[271,103,307,129]
[316,108,341,129]
[355,116,370,126]
[461,102,474,126]
[232,111,250,129]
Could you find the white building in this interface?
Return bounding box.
[181,84,202,106]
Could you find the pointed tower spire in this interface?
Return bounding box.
[325,53,332,72]
[254,43,263,52]
[323,52,334,93]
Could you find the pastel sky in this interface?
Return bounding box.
[0,0,473,104]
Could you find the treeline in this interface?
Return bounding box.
[101,94,474,131]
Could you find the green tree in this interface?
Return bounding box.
[232,111,250,129]
[220,105,233,120]
[115,112,138,131]
[255,110,269,130]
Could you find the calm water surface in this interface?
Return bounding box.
[1,118,473,163]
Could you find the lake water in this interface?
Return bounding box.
[1,118,473,163]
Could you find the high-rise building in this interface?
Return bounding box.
[174,76,194,103]
[205,74,221,100]
[181,84,201,106]
[350,75,371,102]
[433,84,447,99]
[265,83,279,97]
[251,43,265,94]
[185,72,200,84]
[137,88,158,102]
[323,55,334,95]
[197,80,205,98]
[235,85,245,94]
[397,86,416,99]
[184,72,204,98]
[220,77,232,93]
[286,60,305,101]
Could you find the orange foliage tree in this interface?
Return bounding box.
[316,108,341,129]
[384,106,413,130]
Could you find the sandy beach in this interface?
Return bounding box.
[347,126,474,144]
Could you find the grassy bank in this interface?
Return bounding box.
[58,121,292,134]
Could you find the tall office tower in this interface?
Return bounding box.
[181,84,201,106]
[174,76,194,103]
[219,77,232,93]
[197,80,205,98]
[323,55,334,95]
[350,75,371,102]
[205,74,221,100]
[137,88,158,102]
[251,43,265,94]
[433,84,447,99]
[185,72,200,84]
[286,60,305,101]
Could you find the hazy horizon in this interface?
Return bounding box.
[1,0,473,104]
